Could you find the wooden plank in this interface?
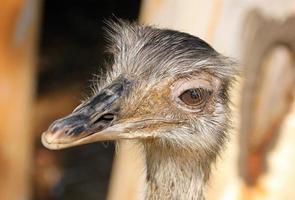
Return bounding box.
[107,140,145,200]
[0,0,41,199]
[237,10,295,200]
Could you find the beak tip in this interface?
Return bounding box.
[41,128,89,150]
[41,131,61,150]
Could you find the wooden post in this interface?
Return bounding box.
[0,0,41,199]
[238,11,295,199]
[107,141,145,200]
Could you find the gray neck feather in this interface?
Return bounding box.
[143,142,210,200]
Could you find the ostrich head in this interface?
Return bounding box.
[42,21,235,199]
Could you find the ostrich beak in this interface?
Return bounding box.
[42,78,133,150]
[42,78,183,150]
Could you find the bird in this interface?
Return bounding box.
[42,20,236,200]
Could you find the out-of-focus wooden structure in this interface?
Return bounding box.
[108,0,295,200]
[1,0,294,199]
[0,0,40,199]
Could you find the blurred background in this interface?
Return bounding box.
[0,0,294,200]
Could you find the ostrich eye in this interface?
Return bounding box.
[172,74,219,110]
[179,88,212,106]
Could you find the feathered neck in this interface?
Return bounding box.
[142,141,212,200]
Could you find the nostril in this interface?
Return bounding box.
[93,113,115,125]
[102,114,115,120]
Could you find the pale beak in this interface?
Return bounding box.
[42,78,132,150]
[42,78,183,150]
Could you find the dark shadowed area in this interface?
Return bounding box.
[34,1,141,200]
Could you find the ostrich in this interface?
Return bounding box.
[42,21,236,200]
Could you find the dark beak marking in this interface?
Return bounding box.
[46,77,131,139]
